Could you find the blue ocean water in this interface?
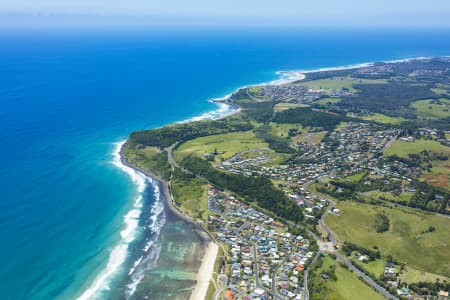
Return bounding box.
[0,27,449,300]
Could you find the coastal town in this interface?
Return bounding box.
[4,2,450,300]
[207,186,314,299]
[124,58,450,300]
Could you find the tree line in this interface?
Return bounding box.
[180,156,304,223]
[273,107,346,130]
[129,118,253,148]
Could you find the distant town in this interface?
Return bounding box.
[124,57,450,300]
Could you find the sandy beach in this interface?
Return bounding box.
[120,142,220,299]
[189,242,219,300]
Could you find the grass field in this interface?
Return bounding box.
[311,256,385,300]
[421,159,450,189]
[124,146,171,179]
[274,102,303,112]
[268,122,303,138]
[342,172,366,182]
[411,98,450,119]
[384,139,450,158]
[431,88,449,96]
[248,86,262,94]
[353,256,386,279]
[362,113,405,124]
[302,77,387,91]
[172,175,208,221]
[363,190,414,203]
[400,265,449,284]
[326,201,450,276]
[315,97,341,105]
[311,131,327,144]
[352,255,450,284]
[291,130,327,145]
[174,130,271,162]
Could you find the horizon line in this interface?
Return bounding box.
[1,13,450,29]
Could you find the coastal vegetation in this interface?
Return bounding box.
[273,107,346,130]
[171,169,208,221]
[339,83,438,117]
[123,146,171,180]
[232,94,275,123]
[122,58,450,299]
[129,117,253,149]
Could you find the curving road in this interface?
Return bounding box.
[304,180,399,300]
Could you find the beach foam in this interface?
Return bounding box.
[276,56,438,79]
[75,141,148,300]
[77,55,441,300]
[178,101,237,124]
[125,179,166,298]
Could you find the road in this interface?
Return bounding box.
[270,250,292,297]
[213,274,228,300]
[303,181,398,300]
[166,142,193,175]
[304,180,399,300]
[334,252,398,300]
[253,245,261,288]
[167,138,400,299]
[302,250,321,300]
[252,245,284,300]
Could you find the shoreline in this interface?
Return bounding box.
[118,97,240,300]
[210,56,440,107]
[119,142,219,300]
[118,55,439,299]
[278,55,438,76]
[119,142,203,228]
[189,242,219,300]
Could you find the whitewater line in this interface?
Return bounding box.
[74,55,437,300]
[74,140,148,300]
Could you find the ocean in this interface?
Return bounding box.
[0,27,449,300]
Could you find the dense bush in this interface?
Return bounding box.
[254,125,296,154]
[273,107,346,130]
[340,83,437,116]
[238,100,275,123]
[180,156,304,223]
[374,213,390,233]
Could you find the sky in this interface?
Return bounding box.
[1,0,450,28]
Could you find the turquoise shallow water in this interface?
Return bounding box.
[0,27,449,300]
